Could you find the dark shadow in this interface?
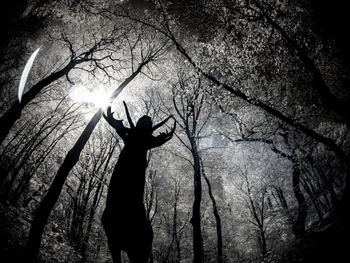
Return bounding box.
[102,101,175,263]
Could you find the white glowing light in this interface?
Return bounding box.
[69,84,112,108]
[18,47,41,103]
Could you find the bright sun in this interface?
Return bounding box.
[69,84,111,108]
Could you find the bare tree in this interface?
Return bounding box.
[200,158,223,263]
[221,127,308,238]
[26,43,161,261]
[0,13,131,145]
[0,97,82,196]
[234,164,272,259]
[63,128,119,261]
[163,69,219,263]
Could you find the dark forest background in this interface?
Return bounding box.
[1,0,350,262]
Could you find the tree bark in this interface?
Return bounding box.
[190,144,203,263]
[259,228,267,257]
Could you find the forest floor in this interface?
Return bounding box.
[1,201,349,263]
[286,221,350,263]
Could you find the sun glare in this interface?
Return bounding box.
[69,84,111,108]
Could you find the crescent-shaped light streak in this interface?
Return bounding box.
[18,47,41,103]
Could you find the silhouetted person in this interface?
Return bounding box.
[102,101,175,263]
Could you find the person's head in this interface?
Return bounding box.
[136,115,153,132]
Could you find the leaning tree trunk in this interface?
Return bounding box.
[168,26,350,221]
[200,159,223,263]
[26,109,103,262]
[25,62,148,262]
[0,60,77,145]
[252,0,350,126]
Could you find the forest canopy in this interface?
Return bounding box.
[0,0,349,262]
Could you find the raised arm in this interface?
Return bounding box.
[123,101,135,129]
[149,121,176,149]
[151,115,173,132]
[103,106,128,141]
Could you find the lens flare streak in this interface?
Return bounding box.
[18,47,41,103]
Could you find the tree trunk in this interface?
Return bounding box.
[25,63,146,262]
[81,141,115,260]
[275,187,288,209]
[251,0,350,126]
[81,180,104,261]
[302,180,324,223]
[11,127,70,203]
[307,156,339,211]
[201,160,223,263]
[26,109,102,262]
[189,140,203,263]
[292,163,307,238]
[172,180,181,263]
[169,27,350,219]
[0,60,77,145]
[259,228,267,257]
